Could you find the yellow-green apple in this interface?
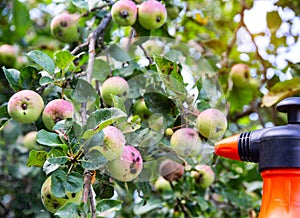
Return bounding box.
[23,131,43,150]
[101,76,129,106]
[50,12,80,43]
[195,108,227,140]
[191,164,215,189]
[229,63,250,88]
[0,44,18,67]
[41,176,82,213]
[7,90,44,124]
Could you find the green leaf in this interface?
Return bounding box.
[55,202,80,218]
[66,172,83,193]
[0,103,10,130]
[267,11,282,34]
[73,79,97,103]
[81,108,127,139]
[144,92,178,116]
[47,156,68,165]
[262,78,300,107]
[51,170,67,197]
[107,44,131,62]
[20,66,41,89]
[54,50,76,71]
[39,76,54,86]
[13,0,31,38]
[96,199,122,217]
[228,86,253,112]
[27,150,47,167]
[111,95,127,113]
[36,130,64,147]
[3,67,20,91]
[72,0,89,9]
[93,59,111,82]
[27,50,55,74]
[84,131,104,151]
[81,149,107,170]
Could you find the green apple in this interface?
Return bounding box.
[148,113,165,133]
[111,0,137,26]
[159,159,184,182]
[99,126,126,160]
[170,128,202,157]
[0,44,18,67]
[7,90,44,124]
[138,0,167,30]
[107,145,143,181]
[195,108,227,140]
[42,99,74,130]
[23,131,43,150]
[229,63,250,88]
[191,164,215,189]
[165,128,174,136]
[154,176,172,192]
[132,98,152,120]
[101,76,130,106]
[50,12,80,43]
[41,176,82,213]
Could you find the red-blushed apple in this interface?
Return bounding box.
[23,131,43,150]
[196,108,227,140]
[101,76,130,106]
[0,44,18,67]
[132,98,152,120]
[111,0,137,26]
[50,12,80,43]
[138,0,167,30]
[170,128,202,157]
[7,90,44,124]
[159,159,184,182]
[41,176,82,213]
[191,164,215,189]
[42,99,74,130]
[99,126,126,160]
[229,63,250,88]
[107,145,143,182]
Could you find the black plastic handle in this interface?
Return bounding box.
[276,97,300,124]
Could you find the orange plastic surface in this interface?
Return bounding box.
[258,169,300,218]
[214,134,241,160]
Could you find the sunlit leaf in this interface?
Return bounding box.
[27,50,55,74]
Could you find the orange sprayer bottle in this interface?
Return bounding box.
[215,97,300,218]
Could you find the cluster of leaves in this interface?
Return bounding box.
[1,0,300,217]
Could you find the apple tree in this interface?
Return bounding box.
[0,0,299,217]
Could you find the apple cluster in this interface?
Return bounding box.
[7,90,74,130]
[111,0,167,30]
[169,108,227,158]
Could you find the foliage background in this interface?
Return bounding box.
[1,0,300,217]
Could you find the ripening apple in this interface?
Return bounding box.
[7,90,44,124]
[229,63,250,88]
[159,159,184,182]
[41,176,82,213]
[154,176,172,192]
[195,108,227,140]
[132,98,152,120]
[99,126,126,160]
[138,0,167,30]
[42,99,74,130]
[191,164,215,189]
[101,76,130,106]
[50,12,80,43]
[170,128,202,157]
[23,131,43,150]
[111,0,137,26]
[107,145,143,182]
[0,44,18,67]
